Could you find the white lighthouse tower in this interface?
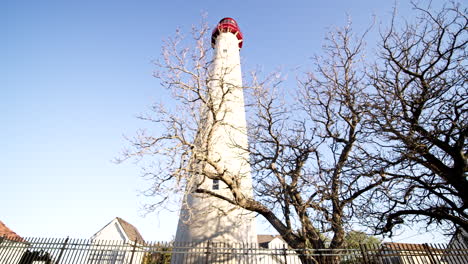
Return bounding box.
[171,17,257,263]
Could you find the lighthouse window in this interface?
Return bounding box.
[223,49,227,53]
[213,179,219,190]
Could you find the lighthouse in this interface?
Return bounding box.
[172,17,257,262]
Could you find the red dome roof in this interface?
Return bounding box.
[211,17,243,49]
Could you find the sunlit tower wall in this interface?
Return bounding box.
[171,17,257,263]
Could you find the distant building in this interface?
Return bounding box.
[88,217,145,264]
[445,227,468,264]
[257,235,287,249]
[91,217,145,243]
[448,227,468,248]
[257,234,300,263]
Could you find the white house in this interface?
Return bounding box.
[257,235,301,264]
[258,235,288,249]
[88,217,146,264]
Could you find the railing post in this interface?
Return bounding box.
[55,237,69,264]
[4,237,468,264]
[423,243,438,264]
[204,241,211,264]
[282,244,288,264]
[359,244,369,264]
[129,239,138,264]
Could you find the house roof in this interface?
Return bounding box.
[257,234,279,244]
[0,221,26,243]
[382,242,439,251]
[115,217,145,244]
[257,234,286,248]
[449,226,468,246]
[92,217,145,244]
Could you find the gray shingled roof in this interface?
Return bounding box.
[116,217,145,244]
[257,234,278,244]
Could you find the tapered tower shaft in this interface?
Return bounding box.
[173,18,257,252]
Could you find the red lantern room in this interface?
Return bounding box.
[211,17,243,49]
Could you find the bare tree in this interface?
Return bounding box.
[367,1,468,234]
[120,4,467,261]
[247,21,386,262]
[118,14,389,262]
[119,22,212,213]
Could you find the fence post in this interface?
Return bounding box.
[55,237,69,264]
[204,241,211,264]
[359,244,369,264]
[282,244,288,264]
[423,243,438,264]
[129,239,138,264]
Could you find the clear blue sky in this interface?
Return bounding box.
[2,0,449,243]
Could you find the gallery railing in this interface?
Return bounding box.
[0,236,467,264]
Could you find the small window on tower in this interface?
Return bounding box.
[213,179,219,190]
[223,49,227,53]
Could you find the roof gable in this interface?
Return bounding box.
[92,217,145,244]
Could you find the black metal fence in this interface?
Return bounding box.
[0,236,467,264]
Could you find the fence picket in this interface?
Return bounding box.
[0,237,466,263]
